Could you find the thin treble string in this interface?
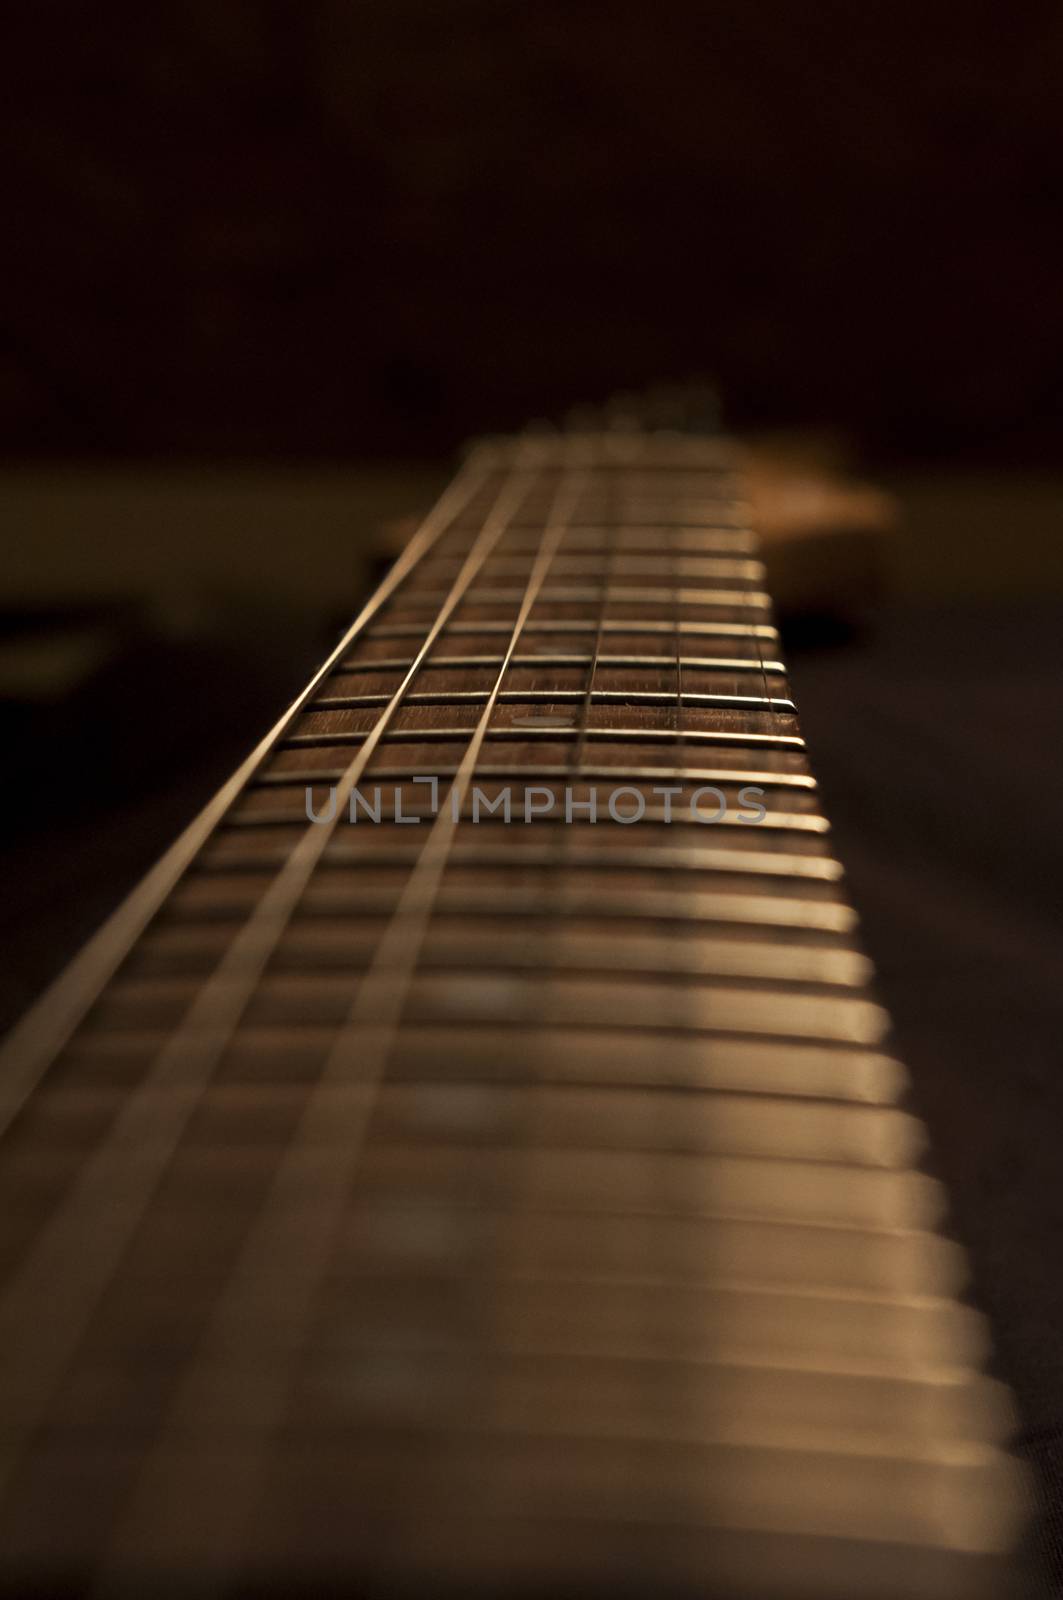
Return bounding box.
[0,451,533,1501]
[536,427,614,1052]
[328,454,587,1070]
[100,448,590,1577]
[566,430,619,798]
[323,453,588,1084]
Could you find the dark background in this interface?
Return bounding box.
[2,0,1063,464]
[2,4,1063,1591]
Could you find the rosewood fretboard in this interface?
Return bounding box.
[0,427,1027,1596]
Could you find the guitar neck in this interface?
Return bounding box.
[0,426,1026,1596]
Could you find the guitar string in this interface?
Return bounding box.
[14,425,986,1574]
[2,454,1030,1600]
[0,458,494,1132]
[565,428,617,812]
[99,441,588,1574]
[0,450,536,1500]
[538,423,619,1137]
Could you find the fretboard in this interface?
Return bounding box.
[0,428,1027,1597]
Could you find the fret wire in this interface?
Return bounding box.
[564,448,614,785]
[227,806,830,835]
[368,619,780,639]
[314,690,796,712]
[488,434,601,1269]
[455,516,747,530]
[463,524,755,545]
[571,444,697,1388]
[100,450,590,1575]
[549,442,622,1039]
[324,458,587,1051]
[0,453,541,1508]
[281,726,806,750]
[207,843,841,883]
[392,584,772,608]
[172,886,855,937]
[535,438,654,1227]
[660,440,722,1478]
[254,763,819,790]
[419,553,764,578]
[330,655,789,674]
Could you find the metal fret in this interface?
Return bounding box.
[228,805,830,834]
[332,653,790,674]
[138,923,870,988]
[339,1195,959,1284]
[421,554,766,579]
[478,531,759,557]
[282,726,806,750]
[453,513,750,529]
[314,688,796,712]
[169,883,859,936]
[367,618,781,639]
[254,762,820,790]
[201,841,842,883]
[399,974,886,1042]
[392,584,773,607]
[93,973,885,1047]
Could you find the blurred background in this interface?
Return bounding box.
[1,1,1063,1574]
